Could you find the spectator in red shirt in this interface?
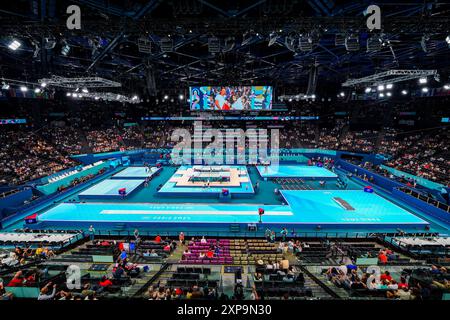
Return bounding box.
[99,276,113,288]
[378,252,388,264]
[155,235,162,243]
[7,271,24,287]
[398,277,409,289]
[380,271,393,282]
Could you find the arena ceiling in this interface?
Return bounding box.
[0,0,450,94]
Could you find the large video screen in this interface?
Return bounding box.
[189,86,273,111]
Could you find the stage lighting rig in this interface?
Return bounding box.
[342,70,438,88]
[38,76,121,89]
[69,91,141,104]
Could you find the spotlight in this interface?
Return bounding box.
[132,95,138,100]
[223,37,235,52]
[1,83,9,90]
[61,44,71,56]
[386,84,393,89]
[379,93,385,98]
[386,92,392,97]
[401,90,408,95]
[179,94,184,100]
[82,88,89,93]
[419,78,427,84]
[365,87,371,93]
[66,92,72,97]
[268,32,279,47]
[95,96,100,100]
[444,84,450,90]
[20,86,28,92]
[311,94,316,99]
[422,87,429,93]
[164,95,169,100]
[40,82,47,88]
[421,35,430,52]
[34,88,41,93]
[8,40,21,51]
[288,98,293,102]
[377,84,385,91]
[339,92,345,97]
[446,36,450,47]
[72,93,78,98]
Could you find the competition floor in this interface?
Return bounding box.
[37,189,428,229]
[110,166,161,180]
[256,164,338,179]
[78,179,143,199]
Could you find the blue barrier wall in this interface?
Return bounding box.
[380,164,445,191]
[0,166,120,228]
[391,188,450,225]
[0,188,33,219]
[336,160,404,191]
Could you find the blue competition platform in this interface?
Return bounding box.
[158,165,254,197]
[78,179,144,199]
[37,190,428,229]
[256,165,338,179]
[280,190,428,226]
[111,166,161,180]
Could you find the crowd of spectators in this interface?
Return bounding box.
[0,130,77,186]
[0,97,448,186]
[340,130,379,153]
[86,128,121,153]
[40,126,83,155]
[384,128,449,185]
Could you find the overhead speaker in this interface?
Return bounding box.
[138,38,152,53]
[367,36,382,52]
[335,33,346,46]
[208,37,220,53]
[299,35,315,52]
[160,37,173,52]
[345,35,360,51]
